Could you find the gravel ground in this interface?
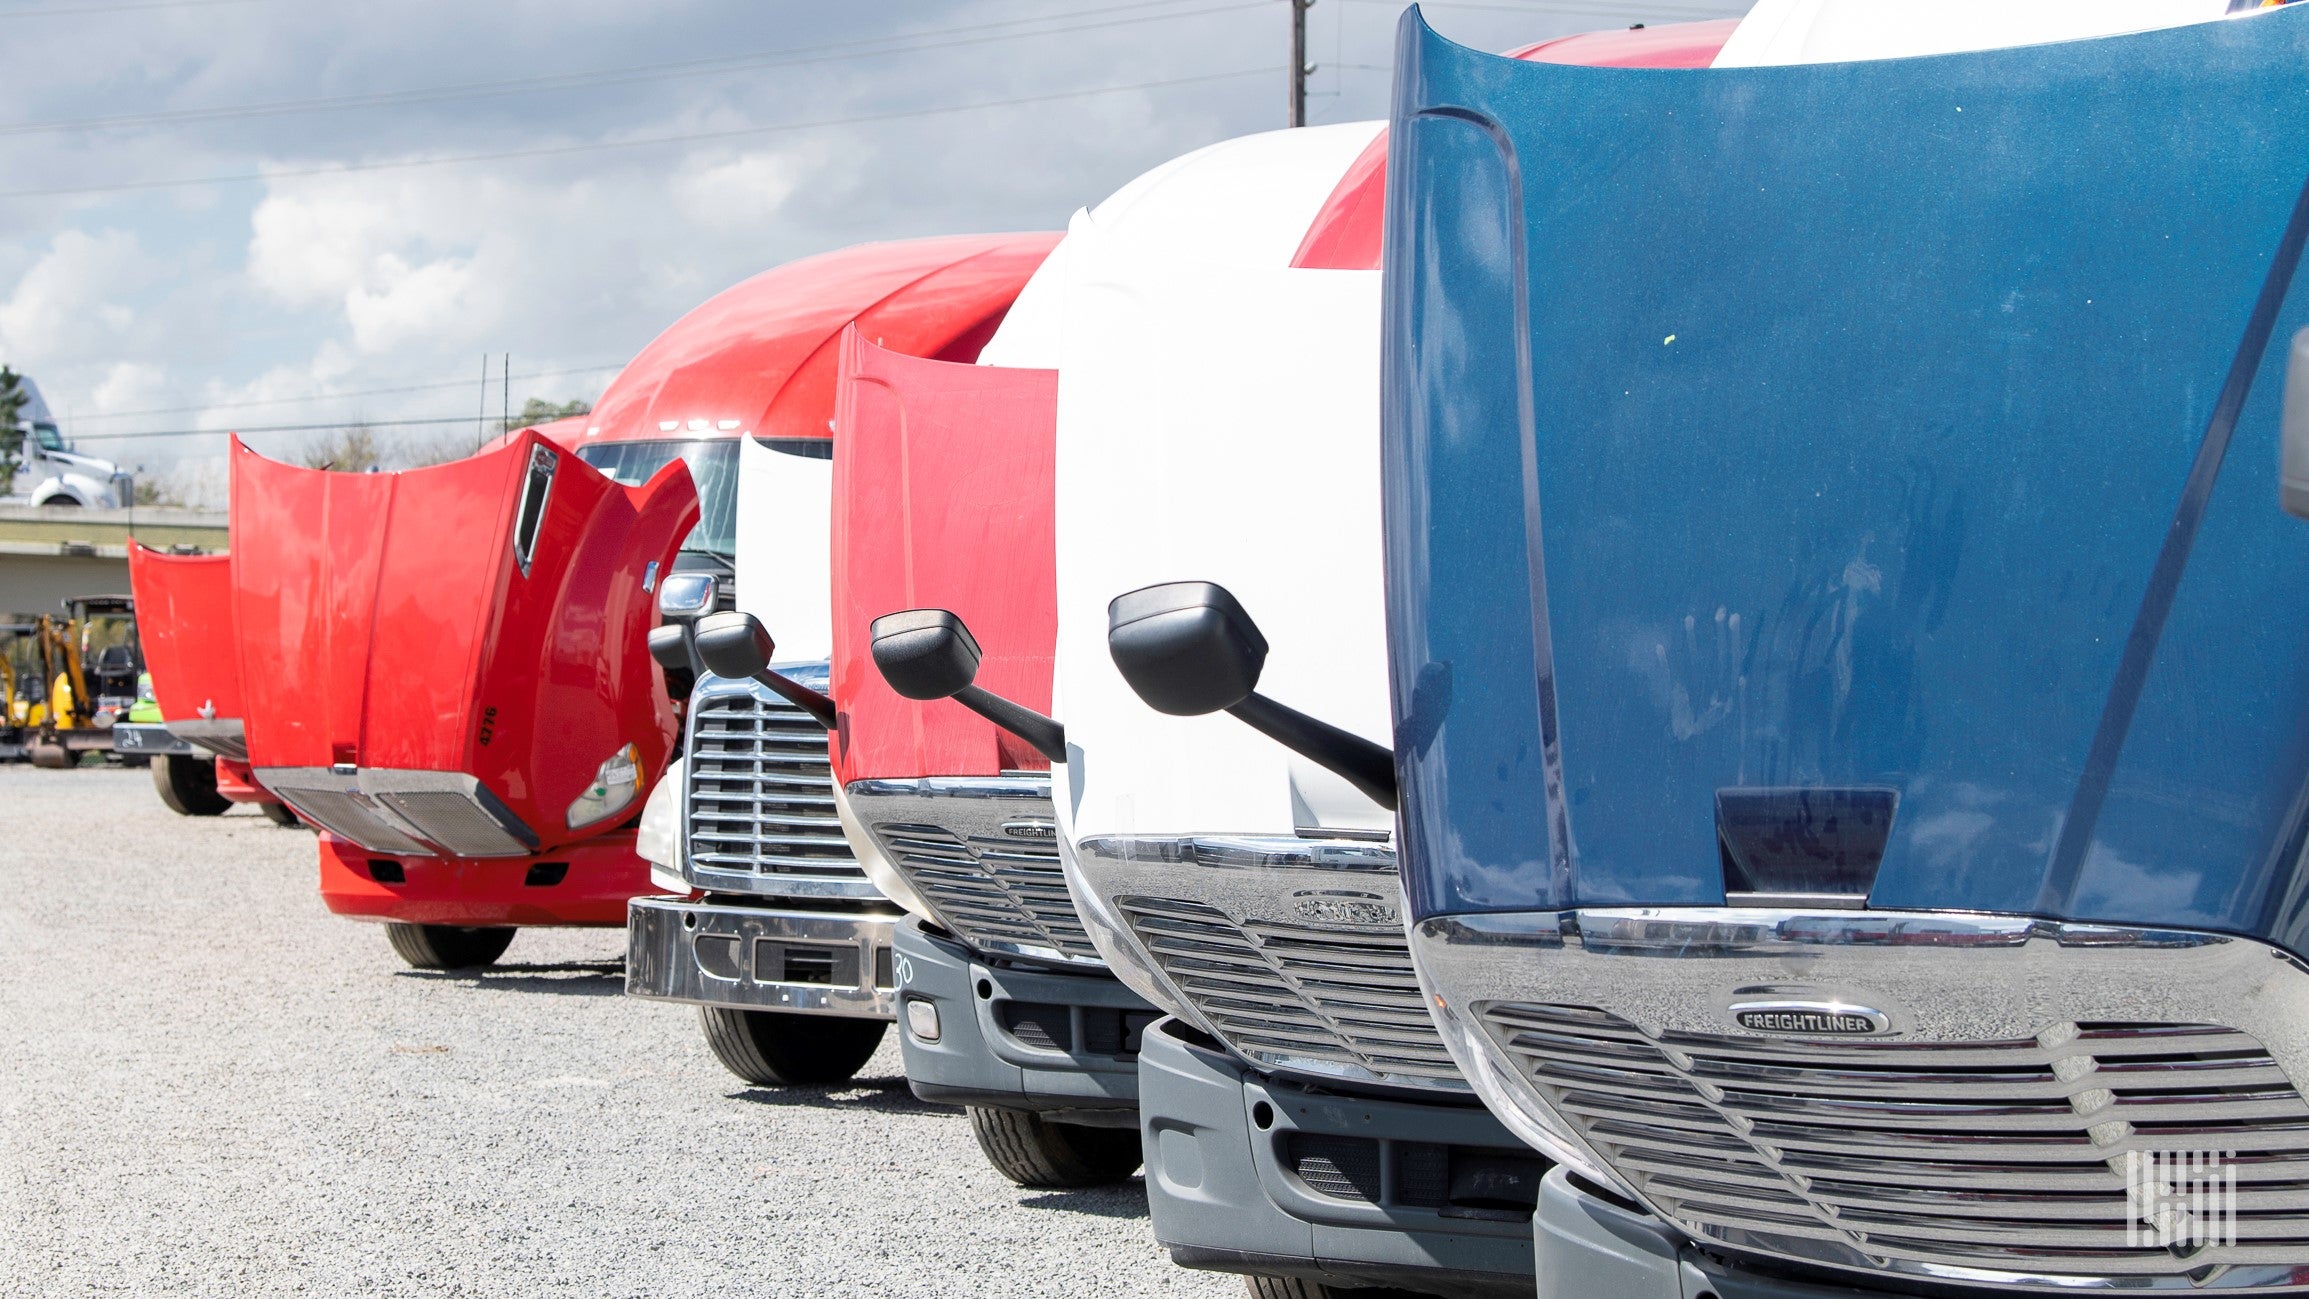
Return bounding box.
[0,766,1238,1299]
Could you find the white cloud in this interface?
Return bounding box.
[0,228,148,368]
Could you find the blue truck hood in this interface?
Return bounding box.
[1381,5,2309,952]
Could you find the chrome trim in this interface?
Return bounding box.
[1412,908,2309,1292]
[626,895,897,1019]
[849,775,1105,968]
[1074,834,1466,1094]
[680,669,877,900]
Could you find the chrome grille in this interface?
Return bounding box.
[1479,1003,2309,1274]
[1120,896,1462,1089]
[874,822,1099,961]
[685,688,858,883]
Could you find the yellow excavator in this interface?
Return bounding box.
[4,596,140,767]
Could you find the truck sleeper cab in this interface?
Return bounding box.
[623,234,1063,1088]
[1385,5,2309,1293]
[831,310,1159,1187]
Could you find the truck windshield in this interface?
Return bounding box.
[575,438,738,558]
[33,425,62,452]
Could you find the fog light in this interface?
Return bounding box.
[566,743,642,829]
[905,998,941,1043]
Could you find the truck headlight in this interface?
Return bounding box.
[636,756,685,892]
[567,743,642,830]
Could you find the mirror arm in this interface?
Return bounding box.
[1223,692,1398,812]
[753,670,839,731]
[953,685,1067,765]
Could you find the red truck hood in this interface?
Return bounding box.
[830,326,1057,783]
[124,544,247,757]
[231,429,698,856]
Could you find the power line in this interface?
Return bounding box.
[68,362,626,422]
[0,0,1264,140]
[0,0,258,16]
[1337,0,1748,21]
[73,414,537,442]
[0,67,1276,202]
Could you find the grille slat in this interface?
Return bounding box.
[1120,896,1461,1089]
[876,822,1099,961]
[684,691,861,882]
[1481,1002,2309,1275]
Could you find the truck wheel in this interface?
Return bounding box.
[967,1106,1143,1188]
[385,923,516,970]
[698,1008,885,1086]
[258,800,303,827]
[1243,1278,1422,1299]
[151,753,230,815]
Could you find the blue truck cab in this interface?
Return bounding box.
[1383,3,2309,1292]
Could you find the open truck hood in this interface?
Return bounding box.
[830,328,1057,784]
[1382,5,2309,943]
[124,544,246,758]
[231,430,698,856]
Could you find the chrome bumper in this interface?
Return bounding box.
[1413,908,2309,1293]
[626,895,898,1019]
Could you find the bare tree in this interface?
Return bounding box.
[299,425,384,472]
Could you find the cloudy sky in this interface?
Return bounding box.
[0,0,1743,501]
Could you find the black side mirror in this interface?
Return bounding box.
[647,624,695,675]
[1106,581,1397,812]
[869,608,1066,764]
[693,611,837,730]
[870,609,983,700]
[1107,582,1267,715]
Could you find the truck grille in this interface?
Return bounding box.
[1119,896,1463,1090]
[686,689,859,882]
[1478,1003,2309,1275]
[874,823,1100,961]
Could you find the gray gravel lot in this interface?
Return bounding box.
[0,766,1236,1299]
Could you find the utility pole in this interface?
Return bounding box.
[1289,0,1313,127]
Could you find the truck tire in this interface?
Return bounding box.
[967,1106,1143,1188]
[385,923,516,970]
[258,800,303,827]
[698,1008,885,1086]
[1243,1278,1422,1299]
[152,753,230,815]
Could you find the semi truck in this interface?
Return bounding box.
[622,233,1063,1084]
[3,375,133,508]
[834,314,1159,1187]
[1383,1,2309,1293]
[119,543,297,822]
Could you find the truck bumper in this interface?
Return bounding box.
[317,830,647,926]
[1534,1167,1885,1298]
[110,722,193,756]
[894,920,1152,1125]
[1140,1018,1538,1297]
[626,895,897,1020]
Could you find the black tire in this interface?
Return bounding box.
[967,1105,1144,1188]
[1243,1277,1425,1299]
[385,922,516,970]
[152,753,230,816]
[258,800,302,827]
[699,1007,885,1086]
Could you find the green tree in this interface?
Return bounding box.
[500,397,590,434]
[0,368,25,498]
[299,425,384,473]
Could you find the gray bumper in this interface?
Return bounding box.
[626,895,898,1019]
[1139,1017,1537,1297]
[1534,1168,1886,1298]
[110,723,193,756]
[894,920,1151,1124]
